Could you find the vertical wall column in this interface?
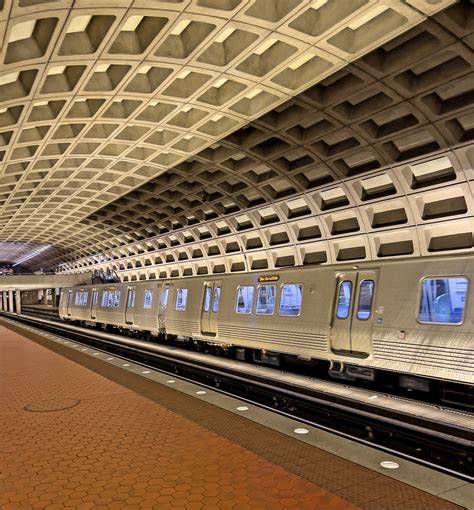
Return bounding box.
[15,290,21,315]
[2,292,7,312]
[8,290,14,313]
[43,290,48,306]
[0,292,3,312]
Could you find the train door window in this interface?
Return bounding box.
[114,291,121,307]
[83,291,89,305]
[92,290,98,306]
[175,288,188,311]
[212,287,221,313]
[236,286,254,314]
[144,289,153,309]
[127,289,136,308]
[418,277,468,324]
[74,292,80,305]
[203,286,212,312]
[101,291,108,307]
[256,285,276,315]
[336,281,352,319]
[160,288,169,309]
[357,280,374,320]
[107,292,114,307]
[279,284,303,316]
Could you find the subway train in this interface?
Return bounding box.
[59,254,473,408]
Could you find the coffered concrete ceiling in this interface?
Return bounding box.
[0,0,472,277]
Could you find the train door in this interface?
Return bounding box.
[90,288,98,320]
[158,284,169,331]
[330,270,377,357]
[125,286,136,325]
[200,281,221,336]
[66,289,74,316]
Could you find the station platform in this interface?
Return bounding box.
[0,321,469,510]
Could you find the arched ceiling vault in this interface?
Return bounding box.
[0,0,472,277]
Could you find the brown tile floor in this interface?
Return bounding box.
[0,322,464,510]
[0,325,356,510]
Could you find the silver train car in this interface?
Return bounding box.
[59,255,473,407]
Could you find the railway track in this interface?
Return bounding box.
[20,305,60,320]
[2,311,473,482]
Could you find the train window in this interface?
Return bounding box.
[107,292,114,307]
[175,288,188,311]
[203,286,212,312]
[256,285,276,315]
[92,290,98,306]
[236,286,254,314]
[336,281,352,319]
[114,291,121,307]
[101,291,108,307]
[83,291,89,305]
[144,289,153,309]
[357,280,374,320]
[418,277,468,324]
[212,287,221,313]
[160,288,169,309]
[74,293,80,306]
[279,284,303,316]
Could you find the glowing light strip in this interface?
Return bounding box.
[12,245,50,267]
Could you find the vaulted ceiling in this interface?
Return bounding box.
[0,0,472,277]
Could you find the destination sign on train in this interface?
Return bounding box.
[258,276,279,282]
